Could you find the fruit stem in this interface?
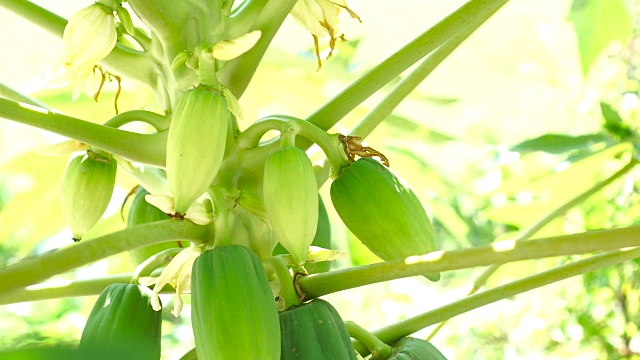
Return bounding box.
[210,187,232,247]
[353,247,640,356]
[345,321,393,359]
[266,256,301,309]
[103,109,170,131]
[237,115,349,172]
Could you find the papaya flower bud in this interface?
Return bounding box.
[290,0,360,67]
[60,3,117,99]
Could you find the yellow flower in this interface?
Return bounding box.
[139,246,202,317]
[60,3,117,99]
[290,0,360,68]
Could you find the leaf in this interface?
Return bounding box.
[568,0,632,76]
[510,133,607,154]
[600,102,634,140]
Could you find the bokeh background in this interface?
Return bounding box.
[1,0,640,358]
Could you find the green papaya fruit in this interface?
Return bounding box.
[191,245,280,360]
[263,146,318,265]
[127,186,189,265]
[386,337,448,360]
[166,85,229,214]
[79,283,162,360]
[330,158,439,281]
[60,151,117,241]
[280,299,357,360]
[273,195,332,273]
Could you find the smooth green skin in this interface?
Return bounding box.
[330,158,439,281]
[60,153,117,241]
[385,337,448,360]
[279,299,358,360]
[80,283,162,360]
[263,146,318,264]
[273,195,332,273]
[127,187,190,265]
[191,245,281,360]
[167,85,229,214]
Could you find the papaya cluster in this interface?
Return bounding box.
[78,244,449,359]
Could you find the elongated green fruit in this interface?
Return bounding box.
[273,195,332,273]
[385,337,448,360]
[263,146,318,264]
[191,245,280,360]
[80,283,162,360]
[167,85,229,214]
[330,158,439,281]
[60,152,116,241]
[127,186,189,265]
[280,299,357,360]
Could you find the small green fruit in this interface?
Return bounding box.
[60,151,116,241]
[263,146,318,264]
[166,85,229,214]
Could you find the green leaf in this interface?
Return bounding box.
[568,0,632,76]
[600,102,634,140]
[511,133,607,154]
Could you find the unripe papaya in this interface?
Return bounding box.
[280,299,357,360]
[330,158,439,281]
[273,195,332,273]
[166,85,229,214]
[386,337,448,360]
[80,283,162,360]
[127,187,189,265]
[60,151,117,241]
[263,146,318,264]
[191,245,280,360]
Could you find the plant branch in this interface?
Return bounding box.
[299,225,640,298]
[305,0,509,133]
[0,220,207,294]
[426,157,639,339]
[0,81,49,109]
[353,247,640,356]
[0,97,167,166]
[350,16,479,139]
[0,272,172,305]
